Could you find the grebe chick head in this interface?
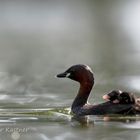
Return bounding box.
[57,64,94,85]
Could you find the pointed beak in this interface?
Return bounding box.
[102,94,110,100]
[56,72,68,78]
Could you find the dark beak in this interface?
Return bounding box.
[56,72,68,78]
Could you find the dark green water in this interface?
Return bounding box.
[0,0,140,139]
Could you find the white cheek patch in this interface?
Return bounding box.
[66,73,71,77]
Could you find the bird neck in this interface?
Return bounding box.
[72,82,93,109]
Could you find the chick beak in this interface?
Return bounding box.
[103,94,110,101]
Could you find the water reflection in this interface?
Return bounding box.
[0,114,140,140]
[71,116,94,128]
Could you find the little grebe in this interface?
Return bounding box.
[57,64,139,116]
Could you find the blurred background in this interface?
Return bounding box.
[0,0,139,107]
[0,1,140,140]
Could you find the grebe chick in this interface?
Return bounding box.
[103,90,135,104]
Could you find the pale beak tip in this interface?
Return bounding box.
[103,95,110,100]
